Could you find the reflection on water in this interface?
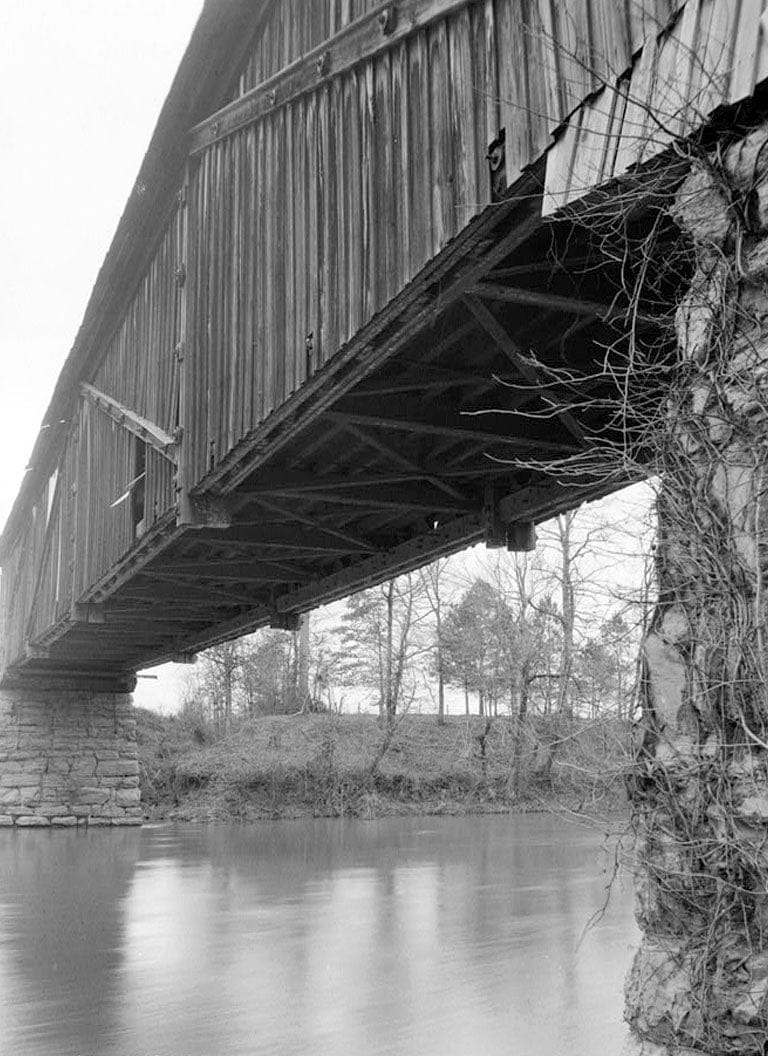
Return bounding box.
[0,815,639,1056]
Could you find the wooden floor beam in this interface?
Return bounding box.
[463,295,586,445]
[328,409,579,453]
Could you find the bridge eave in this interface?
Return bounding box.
[0,0,271,565]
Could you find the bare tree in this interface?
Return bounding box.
[334,574,429,719]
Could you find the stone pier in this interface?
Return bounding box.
[626,126,768,1052]
[0,689,142,827]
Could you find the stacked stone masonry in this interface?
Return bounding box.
[627,122,768,1054]
[0,690,142,826]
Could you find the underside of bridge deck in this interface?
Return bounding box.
[2,170,677,691]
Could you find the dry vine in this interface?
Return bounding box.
[488,25,768,1052]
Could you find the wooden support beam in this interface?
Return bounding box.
[275,514,484,612]
[135,572,268,608]
[351,368,499,398]
[288,424,345,468]
[148,514,486,666]
[497,478,628,524]
[143,605,273,665]
[234,480,472,514]
[285,489,472,515]
[245,496,377,553]
[198,532,367,555]
[0,665,136,694]
[328,410,578,454]
[482,482,508,549]
[231,463,517,497]
[428,436,488,467]
[506,521,537,551]
[462,296,586,445]
[102,610,215,625]
[467,283,621,320]
[333,420,469,504]
[190,0,473,155]
[486,257,595,280]
[269,612,301,632]
[81,383,176,457]
[116,589,244,611]
[24,644,50,661]
[72,603,106,625]
[152,571,300,585]
[152,557,308,575]
[177,493,232,529]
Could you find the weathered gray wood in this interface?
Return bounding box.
[190,0,480,155]
[3,0,741,693]
[81,384,177,456]
[327,409,579,453]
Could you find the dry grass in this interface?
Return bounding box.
[137,708,630,822]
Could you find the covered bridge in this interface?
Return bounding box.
[3,4,768,1050]
[2,0,742,690]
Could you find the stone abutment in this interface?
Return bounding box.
[626,125,768,1052]
[0,689,141,827]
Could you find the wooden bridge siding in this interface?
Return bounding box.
[1,537,27,669]
[71,406,175,600]
[1,460,69,666]
[543,0,768,213]
[230,0,681,109]
[90,209,183,435]
[183,0,685,490]
[0,213,183,669]
[232,0,385,101]
[27,441,76,643]
[0,0,692,675]
[185,0,538,488]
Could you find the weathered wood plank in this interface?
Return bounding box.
[343,71,362,340]
[730,0,762,103]
[695,0,737,119]
[190,0,480,155]
[448,7,479,229]
[316,84,331,362]
[292,98,308,386]
[360,62,376,322]
[429,19,454,251]
[497,0,531,184]
[321,81,339,350]
[481,0,499,146]
[613,28,660,178]
[305,90,320,379]
[274,105,288,406]
[373,47,395,309]
[81,384,177,455]
[407,30,432,275]
[391,40,412,293]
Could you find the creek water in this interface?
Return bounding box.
[0,814,639,1056]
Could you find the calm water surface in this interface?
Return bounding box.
[0,815,639,1056]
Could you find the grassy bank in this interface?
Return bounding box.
[137,708,630,822]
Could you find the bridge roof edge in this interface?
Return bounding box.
[0,0,269,561]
